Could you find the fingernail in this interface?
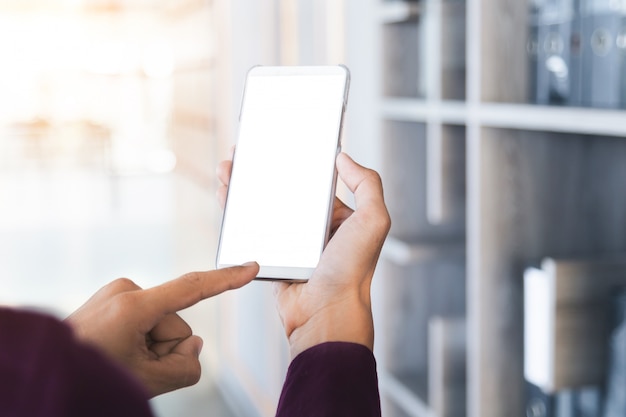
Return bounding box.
[242,261,258,267]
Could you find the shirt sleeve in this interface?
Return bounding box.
[0,308,155,417]
[276,342,382,417]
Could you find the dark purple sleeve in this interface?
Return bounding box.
[0,308,154,417]
[276,342,382,417]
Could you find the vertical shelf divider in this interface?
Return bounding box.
[424,0,445,225]
[465,0,482,414]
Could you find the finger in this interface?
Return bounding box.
[144,335,204,396]
[216,160,233,187]
[336,153,387,214]
[149,339,182,358]
[150,313,192,344]
[142,263,259,318]
[315,154,391,282]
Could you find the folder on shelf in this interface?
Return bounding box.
[526,384,603,417]
[528,0,626,108]
[529,0,575,105]
[580,1,624,108]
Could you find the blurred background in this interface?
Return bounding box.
[0,0,225,415]
[2,1,626,417]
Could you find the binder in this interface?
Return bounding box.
[529,0,575,105]
[528,0,626,108]
[580,0,624,108]
[526,382,603,417]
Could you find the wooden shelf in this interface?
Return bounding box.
[381,98,466,125]
[382,236,465,266]
[382,98,626,137]
[478,103,626,138]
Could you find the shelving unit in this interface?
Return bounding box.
[349,1,626,417]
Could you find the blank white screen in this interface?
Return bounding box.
[217,68,347,271]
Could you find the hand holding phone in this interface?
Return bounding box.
[216,65,350,281]
[217,152,392,357]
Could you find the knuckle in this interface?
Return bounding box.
[362,207,391,234]
[364,169,383,188]
[369,169,383,183]
[182,271,203,286]
[108,291,138,316]
[107,277,139,292]
[381,210,392,232]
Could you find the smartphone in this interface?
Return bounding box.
[216,65,350,281]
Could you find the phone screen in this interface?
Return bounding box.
[216,66,350,281]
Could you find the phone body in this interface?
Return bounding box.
[216,65,350,281]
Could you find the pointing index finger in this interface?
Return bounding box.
[142,263,259,318]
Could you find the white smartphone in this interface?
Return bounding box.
[216,65,350,281]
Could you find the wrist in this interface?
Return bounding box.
[287,302,374,359]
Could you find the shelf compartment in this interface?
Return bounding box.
[429,317,467,417]
[468,127,626,417]
[382,21,426,98]
[379,371,434,417]
[440,0,466,101]
[426,124,466,225]
[365,311,467,417]
[380,395,417,417]
[524,257,626,393]
[382,120,465,239]
[376,257,466,415]
[377,258,466,368]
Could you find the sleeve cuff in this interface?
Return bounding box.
[276,342,381,417]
